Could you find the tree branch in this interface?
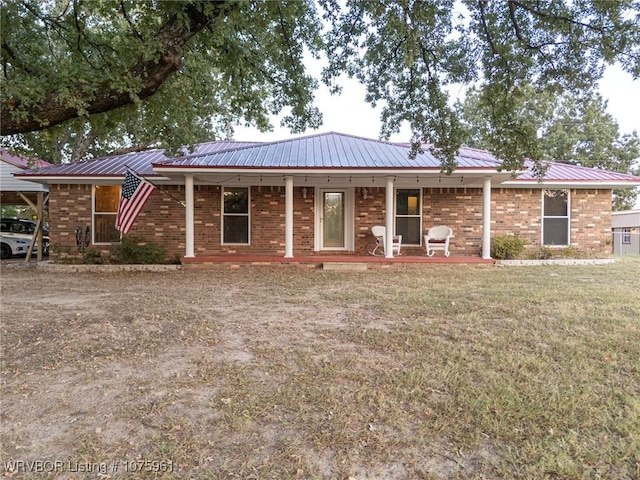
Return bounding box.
[510,0,607,34]
[477,0,499,56]
[1,1,229,136]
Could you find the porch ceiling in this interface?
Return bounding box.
[175,170,516,188]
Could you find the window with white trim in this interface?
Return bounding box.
[622,228,631,244]
[395,189,422,245]
[222,187,250,244]
[542,189,569,246]
[93,185,121,244]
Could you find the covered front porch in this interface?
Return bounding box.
[172,173,501,260]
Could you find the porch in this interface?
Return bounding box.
[180,253,495,269]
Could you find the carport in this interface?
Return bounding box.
[0,149,51,261]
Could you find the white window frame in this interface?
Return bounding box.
[395,188,423,246]
[221,186,250,245]
[542,189,570,247]
[622,228,631,244]
[92,185,121,245]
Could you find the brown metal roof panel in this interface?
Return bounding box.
[17,141,261,177]
[1,149,53,169]
[516,161,640,182]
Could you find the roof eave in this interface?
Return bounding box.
[13,174,171,184]
[151,165,509,175]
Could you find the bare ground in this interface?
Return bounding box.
[1,262,639,479]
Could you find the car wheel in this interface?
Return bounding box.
[1,243,12,260]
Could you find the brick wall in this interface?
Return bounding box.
[48,184,93,259]
[491,188,611,254]
[568,189,612,252]
[491,188,542,251]
[47,184,613,260]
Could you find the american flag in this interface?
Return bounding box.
[115,170,155,234]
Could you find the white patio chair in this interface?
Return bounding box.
[424,225,453,257]
[369,225,402,256]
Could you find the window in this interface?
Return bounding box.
[622,228,631,244]
[93,185,121,244]
[542,190,569,246]
[395,189,421,245]
[222,187,249,244]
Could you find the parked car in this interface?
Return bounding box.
[0,218,49,256]
[0,235,33,259]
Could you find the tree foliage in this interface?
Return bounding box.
[1,0,323,159]
[2,0,639,170]
[461,87,640,209]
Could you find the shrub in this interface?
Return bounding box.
[526,246,596,260]
[82,248,107,264]
[112,235,166,264]
[491,234,526,260]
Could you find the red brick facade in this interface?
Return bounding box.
[47,184,612,260]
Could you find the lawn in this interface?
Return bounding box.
[1,259,639,479]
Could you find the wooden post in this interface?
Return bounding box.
[36,191,44,261]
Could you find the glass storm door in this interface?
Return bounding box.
[322,191,345,249]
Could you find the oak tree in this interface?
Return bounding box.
[2,0,639,171]
[461,86,640,209]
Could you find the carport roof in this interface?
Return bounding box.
[1,149,52,169]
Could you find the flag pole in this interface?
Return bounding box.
[124,165,186,207]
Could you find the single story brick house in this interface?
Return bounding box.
[15,132,640,262]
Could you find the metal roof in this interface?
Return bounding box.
[612,210,640,229]
[17,141,260,177]
[511,160,640,183]
[161,132,500,169]
[1,149,52,169]
[13,132,640,186]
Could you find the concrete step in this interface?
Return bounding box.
[322,262,368,271]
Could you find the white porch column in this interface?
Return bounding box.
[185,174,195,258]
[482,176,492,259]
[284,175,294,258]
[385,176,395,258]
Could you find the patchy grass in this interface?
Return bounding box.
[1,258,639,479]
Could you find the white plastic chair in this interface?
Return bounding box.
[424,225,452,257]
[370,225,402,256]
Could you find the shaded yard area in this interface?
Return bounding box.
[1,260,639,479]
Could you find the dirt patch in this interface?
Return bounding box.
[0,268,468,478]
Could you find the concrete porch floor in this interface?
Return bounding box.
[181,254,495,269]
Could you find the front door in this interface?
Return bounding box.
[316,189,353,251]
